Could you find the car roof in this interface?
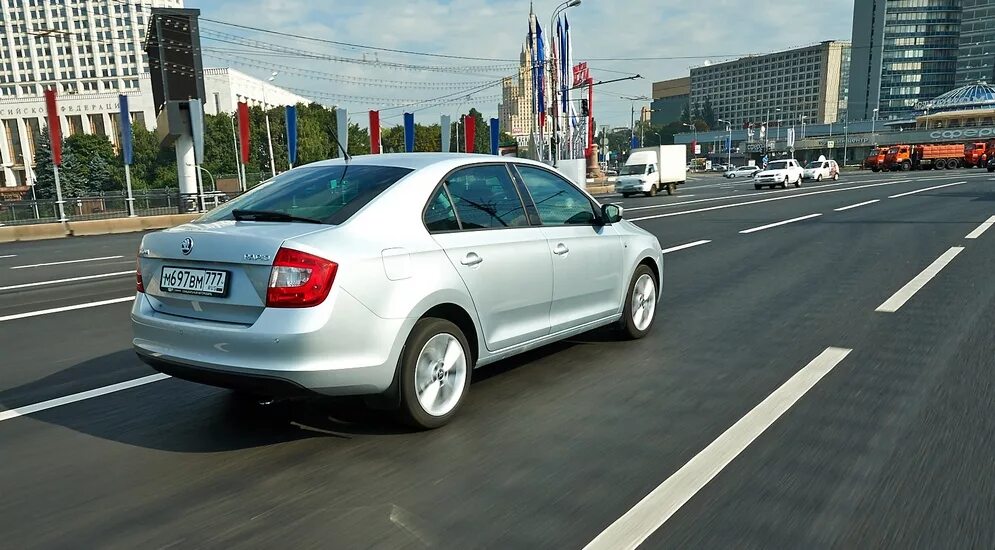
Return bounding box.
[300,152,551,172]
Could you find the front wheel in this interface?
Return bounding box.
[398,318,472,429]
[645,184,658,198]
[754,184,762,190]
[618,264,658,340]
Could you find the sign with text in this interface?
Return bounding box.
[572,62,589,86]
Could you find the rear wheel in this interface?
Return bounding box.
[618,264,658,340]
[666,183,676,195]
[621,192,631,198]
[398,318,472,429]
[871,166,880,172]
[833,172,839,180]
[947,159,959,169]
[793,176,802,188]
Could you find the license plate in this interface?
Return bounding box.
[160,266,228,297]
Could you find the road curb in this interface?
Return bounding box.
[0,213,200,243]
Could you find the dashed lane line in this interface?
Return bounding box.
[0,296,134,323]
[10,255,125,270]
[887,181,966,199]
[739,213,822,234]
[834,199,880,212]
[965,216,995,240]
[0,271,135,291]
[0,374,171,423]
[584,347,853,550]
[661,240,711,254]
[875,247,965,313]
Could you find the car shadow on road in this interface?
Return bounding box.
[1,328,621,451]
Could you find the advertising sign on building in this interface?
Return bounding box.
[787,128,796,148]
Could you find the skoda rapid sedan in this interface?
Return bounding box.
[132,154,663,428]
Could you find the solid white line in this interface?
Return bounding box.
[834,199,880,212]
[630,179,912,221]
[662,240,711,254]
[0,271,134,291]
[0,254,16,259]
[9,255,125,269]
[0,374,171,423]
[739,213,822,234]
[0,296,134,323]
[875,247,964,313]
[965,215,995,239]
[887,181,966,199]
[583,347,853,550]
[625,179,861,212]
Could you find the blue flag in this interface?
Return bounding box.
[404,112,415,152]
[490,118,500,155]
[285,105,298,165]
[118,94,133,165]
[536,22,546,124]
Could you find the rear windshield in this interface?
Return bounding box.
[198,164,413,225]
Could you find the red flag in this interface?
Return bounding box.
[369,110,381,154]
[464,114,475,153]
[44,89,63,166]
[237,101,250,164]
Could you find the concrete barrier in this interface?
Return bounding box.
[0,213,202,243]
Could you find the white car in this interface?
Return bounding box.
[753,159,804,189]
[802,159,840,181]
[724,166,760,179]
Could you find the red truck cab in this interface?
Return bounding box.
[964,142,987,168]
[864,147,886,172]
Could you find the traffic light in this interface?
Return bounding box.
[580,99,589,117]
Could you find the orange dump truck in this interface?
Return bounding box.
[883,144,964,171]
[864,147,886,171]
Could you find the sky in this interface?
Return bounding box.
[193,0,856,128]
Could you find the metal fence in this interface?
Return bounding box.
[0,190,241,226]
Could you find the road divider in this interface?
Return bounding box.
[876,247,964,313]
[0,296,134,323]
[10,255,124,270]
[965,215,995,239]
[583,347,853,550]
[0,271,135,291]
[834,199,880,212]
[0,373,170,423]
[661,240,711,254]
[739,213,822,234]
[887,181,966,199]
[0,213,200,243]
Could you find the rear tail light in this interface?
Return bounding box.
[266,247,337,308]
[136,257,145,293]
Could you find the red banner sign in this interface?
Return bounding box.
[44,89,63,166]
[572,62,589,87]
[464,114,475,153]
[237,101,250,164]
[369,110,381,154]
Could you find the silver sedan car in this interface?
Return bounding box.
[132,153,663,428]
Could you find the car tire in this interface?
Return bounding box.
[794,177,801,188]
[618,264,658,340]
[646,184,657,198]
[816,174,823,182]
[833,172,839,180]
[989,167,994,173]
[728,173,736,178]
[666,183,675,195]
[622,192,631,198]
[754,184,762,190]
[397,318,472,430]
[779,180,787,189]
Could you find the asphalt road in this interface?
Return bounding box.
[2,168,994,549]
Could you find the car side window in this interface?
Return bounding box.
[516,165,598,226]
[648,165,656,174]
[444,165,529,230]
[423,184,460,232]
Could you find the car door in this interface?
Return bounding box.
[514,164,624,333]
[426,164,553,351]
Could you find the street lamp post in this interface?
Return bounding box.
[263,72,278,179]
[682,122,698,156]
[718,118,732,168]
[842,111,849,165]
[229,112,243,191]
[871,107,879,146]
[623,95,651,148]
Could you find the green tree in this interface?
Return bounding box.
[680,102,691,125]
[34,133,122,198]
[701,97,717,129]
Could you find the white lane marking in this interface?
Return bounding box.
[0,271,134,291]
[965,215,995,239]
[875,247,964,313]
[887,181,966,199]
[739,213,822,234]
[834,199,880,212]
[0,296,134,323]
[630,179,913,222]
[584,347,853,550]
[625,179,863,212]
[0,254,16,259]
[10,255,125,269]
[661,240,711,254]
[0,374,171,423]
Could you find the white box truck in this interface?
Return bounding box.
[615,145,687,197]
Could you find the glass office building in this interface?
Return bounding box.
[956,0,995,85]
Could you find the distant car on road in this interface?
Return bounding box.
[724,165,760,179]
[132,153,664,429]
[711,163,730,172]
[802,159,840,181]
[753,159,804,189]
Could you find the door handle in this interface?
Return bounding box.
[460,252,483,266]
[553,243,569,256]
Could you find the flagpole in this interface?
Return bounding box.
[53,164,67,222]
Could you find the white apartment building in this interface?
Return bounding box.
[0,1,311,189]
[498,44,538,145]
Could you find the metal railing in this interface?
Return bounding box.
[0,190,241,226]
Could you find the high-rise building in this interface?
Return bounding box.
[956,0,995,86]
[498,44,537,145]
[689,41,850,129]
[847,0,963,122]
[649,77,689,126]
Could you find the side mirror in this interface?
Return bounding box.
[601,203,623,224]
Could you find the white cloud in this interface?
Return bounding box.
[194,0,855,126]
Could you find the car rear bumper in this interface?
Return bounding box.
[131,289,413,397]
